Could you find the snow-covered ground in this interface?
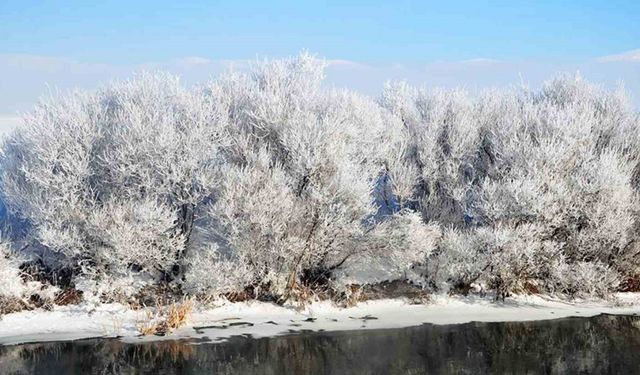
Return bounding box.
[1,293,639,346]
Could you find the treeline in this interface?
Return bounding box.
[1,53,639,309]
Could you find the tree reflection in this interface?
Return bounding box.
[1,314,640,374]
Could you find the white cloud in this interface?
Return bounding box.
[459,58,502,65]
[326,59,369,69]
[174,56,214,67]
[596,49,640,63]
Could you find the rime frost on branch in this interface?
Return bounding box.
[0,54,638,301]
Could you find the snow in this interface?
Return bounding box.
[1,293,640,346]
[0,303,140,345]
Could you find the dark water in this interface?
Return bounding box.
[2,314,640,374]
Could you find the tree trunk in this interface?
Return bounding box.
[167,203,195,281]
[179,203,195,244]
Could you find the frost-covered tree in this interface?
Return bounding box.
[184,54,439,298]
[1,53,638,303]
[0,73,229,295]
[383,76,640,297]
[478,77,640,293]
[1,54,439,301]
[379,82,485,226]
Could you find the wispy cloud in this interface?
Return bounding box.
[326,59,369,69]
[174,56,214,67]
[596,49,640,63]
[459,58,502,65]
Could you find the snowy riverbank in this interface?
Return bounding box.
[1,293,640,346]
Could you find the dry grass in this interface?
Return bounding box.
[164,298,193,330]
[54,288,83,306]
[0,296,28,317]
[136,310,158,336]
[342,285,365,307]
[224,288,255,303]
[280,280,317,310]
[136,298,194,336]
[620,275,640,292]
[100,314,125,336]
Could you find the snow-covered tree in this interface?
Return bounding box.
[384,76,640,297]
[0,73,229,294]
[0,54,439,300]
[184,54,438,298]
[1,53,638,302]
[380,82,485,226]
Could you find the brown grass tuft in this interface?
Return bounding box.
[136,298,194,336]
[0,296,29,316]
[137,310,160,336]
[224,288,255,303]
[165,298,193,330]
[620,275,640,292]
[54,288,83,306]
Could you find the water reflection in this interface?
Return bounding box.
[2,314,640,374]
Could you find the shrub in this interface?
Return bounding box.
[1,54,638,303]
[188,54,433,299]
[0,242,26,300]
[0,241,58,314]
[382,75,640,297]
[0,73,227,293]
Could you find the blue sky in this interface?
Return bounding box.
[1,1,639,131]
[2,0,639,63]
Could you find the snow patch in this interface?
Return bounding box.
[1,293,639,346]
